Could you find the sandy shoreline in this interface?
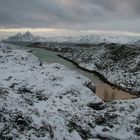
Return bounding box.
[25,46,139,102]
[96,84,137,102]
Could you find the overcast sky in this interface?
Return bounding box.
[0,0,140,36]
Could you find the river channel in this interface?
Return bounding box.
[24,46,137,101]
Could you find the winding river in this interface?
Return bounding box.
[27,47,103,85]
[24,46,137,101]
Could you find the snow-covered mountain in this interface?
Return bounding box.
[4,31,137,44]
[77,34,136,44]
[46,34,138,44]
[134,40,140,46]
[4,31,47,42]
[37,34,135,44]
[45,36,77,43]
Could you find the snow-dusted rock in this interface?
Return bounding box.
[0,43,140,140]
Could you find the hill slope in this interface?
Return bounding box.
[0,42,140,139]
[62,44,140,94]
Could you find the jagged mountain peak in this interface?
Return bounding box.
[4,31,47,42]
[16,33,22,36]
[22,31,34,40]
[23,31,34,37]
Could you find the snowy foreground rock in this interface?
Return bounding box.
[0,43,140,140]
[63,44,140,94]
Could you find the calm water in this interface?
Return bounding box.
[27,47,103,85]
[22,46,137,101]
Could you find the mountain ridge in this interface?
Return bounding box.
[3,31,139,45]
[3,31,47,42]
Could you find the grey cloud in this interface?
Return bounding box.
[0,0,140,32]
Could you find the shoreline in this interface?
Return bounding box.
[58,54,139,96]
[14,43,139,98]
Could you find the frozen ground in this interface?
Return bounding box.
[63,44,140,94]
[0,42,140,140]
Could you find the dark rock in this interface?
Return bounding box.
[27,50,32,53]
[0,89,9,96]
[95,115,106,125]
[134,127,140,136]
[108,124,114,128]
[59,96,63,99]
[15,115,31,132]
[87,123,95,128]
[96,134,119,140]
[18,87,32,94]
[87,102,105,111]
[84,82,96,93]
[0,136,13,140]
[57,109,62,112]
[104,112,118,120]
[16,118,28,127]
[6,76,12,81]
[39,60,43,66]
[36,93,48,101]
[102,128,109,132]
[35,122,54,139]
[10,83,18,89]
[67,121,92,139]
[54,66,60,69]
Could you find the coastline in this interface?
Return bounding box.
[22,43,139,97]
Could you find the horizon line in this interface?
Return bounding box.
[0,28,140,37]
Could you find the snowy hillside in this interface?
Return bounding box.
[0,42,140,139]
[62,44,140,94]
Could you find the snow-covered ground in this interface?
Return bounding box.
[63,44,140,94]
[0,42,140,140]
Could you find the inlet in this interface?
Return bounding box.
[96,84,137,102]
[23,46,138,102]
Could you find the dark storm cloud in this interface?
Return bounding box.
[0,0,140,32]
